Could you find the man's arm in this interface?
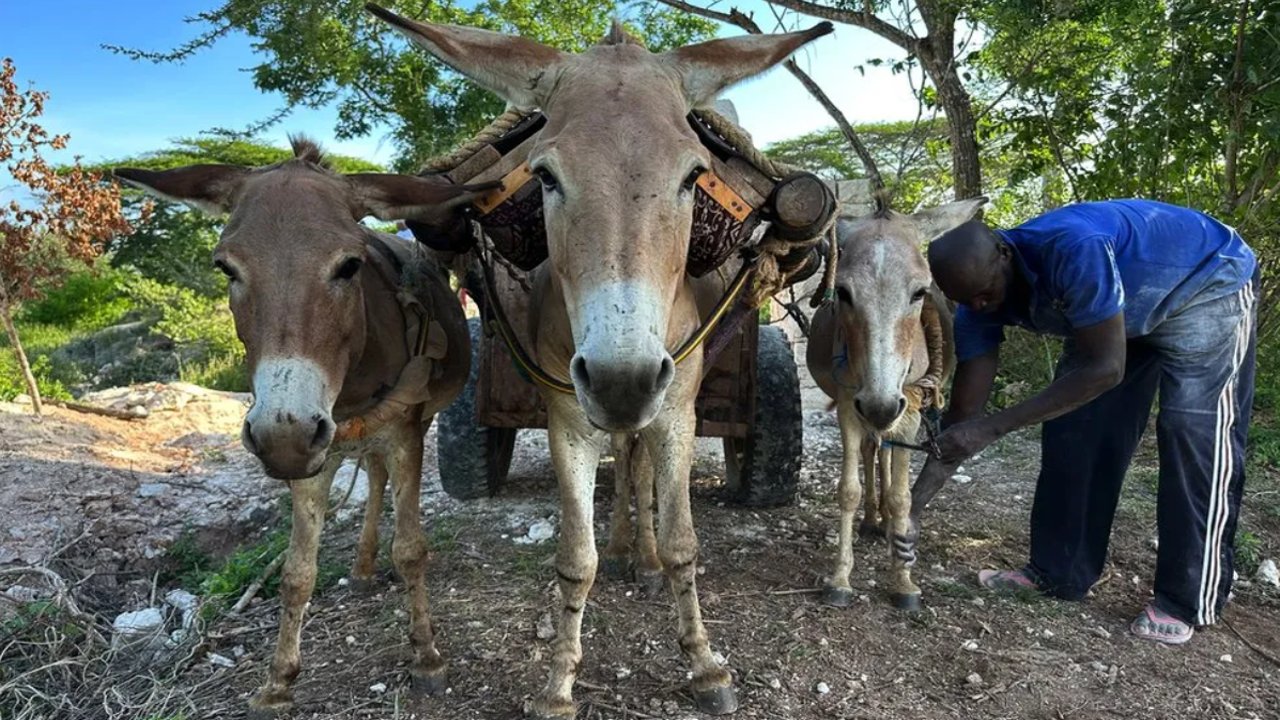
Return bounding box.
[934,313,1126,463]
[910,350,999,517]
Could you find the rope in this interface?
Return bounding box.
[421,107,530,173]
[692,108,802,179]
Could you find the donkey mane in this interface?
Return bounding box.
[600,19,643,47]
[870,186,893,220]
[288,134,332,169]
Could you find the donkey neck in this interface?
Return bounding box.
[331,235,414,421]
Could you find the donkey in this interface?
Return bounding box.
[114,140,492,715]
[807,198,984,611]
[368,6,830,717]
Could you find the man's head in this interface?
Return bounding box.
[928,220,1015,314]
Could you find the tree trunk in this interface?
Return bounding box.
[924,52,984,200]
[0,289,42,415]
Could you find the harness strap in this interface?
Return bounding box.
[476,228,758,396]
[333,237,443,443]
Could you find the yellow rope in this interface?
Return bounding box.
[421,107,530,173]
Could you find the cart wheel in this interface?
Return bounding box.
[436,318,517,499]
[722,325,802,507]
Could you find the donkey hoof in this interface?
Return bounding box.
[693,685,740,715]
[600,556,632,581]
[525,695,576,719]
[410,666,449,696]
[890,592,922,612]
[858,521,884,540]
[247,691,291,719]
[637,569,666,598]
[822,585,854,608]
[348,576,379,594]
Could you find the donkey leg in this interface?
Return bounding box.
[632,441,664,598]
[645,399,736,715]
[857,436,882,539]
[385,419,447,694]
[351,457,389,593]
[877,445,893,538]
[249,461,338,717]
[529,400,606,720]
[601,433,636,581]
[885,441,922,612]
[824,400,864,608]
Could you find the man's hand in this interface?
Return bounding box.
[935,417,1002,464]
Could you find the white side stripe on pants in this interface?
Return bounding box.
[1197,280,1254,625]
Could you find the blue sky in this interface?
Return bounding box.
[0,0,922,182]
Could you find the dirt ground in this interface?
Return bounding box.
[2,337,1279,720]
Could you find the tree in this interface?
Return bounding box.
[107,0,715,170]
[0,58,133,414]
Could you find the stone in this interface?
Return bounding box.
[966,673,983,686]
[369,682,388,693]
[113,608,164,637]
[769,677,782,690]
[1255,559,1279,588]
[815,681,830,694]
[516,519,556,545]
[961,639,979,651]
[952,474,973,484]
[138,483,169,498]
[1219,654,1233,663]
[208,653,235,668]
[536,612,556,641]
[164,589,200,629]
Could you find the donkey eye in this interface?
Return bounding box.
[534,167,560,193]
[836,286,853,305]
[214,260,239,282]
[333,257,363,281]
[681,167,705,193]
[911,288,928,303]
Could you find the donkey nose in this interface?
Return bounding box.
[854,394,907,431]
[571,353,674,396]
[241,413,333,480]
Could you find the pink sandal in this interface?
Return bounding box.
[1130,605,1194,645]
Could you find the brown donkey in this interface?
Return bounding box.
[368,6,829,717]
[114,140,492,715]
[807,199,983,610]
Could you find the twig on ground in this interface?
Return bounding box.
[1224,617,1280,667]
[230,550,287,614]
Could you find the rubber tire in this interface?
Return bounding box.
[436,318,517,499]
[722,325,802,507]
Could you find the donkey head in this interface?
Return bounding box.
[369,4,830,431]
[833,197,985,431]
[115,140,489,479]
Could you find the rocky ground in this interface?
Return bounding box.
[1,336,1279,720]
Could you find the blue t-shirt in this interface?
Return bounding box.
[954,200,1256,362]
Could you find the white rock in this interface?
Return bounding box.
[966,673,983,686]
[815,681,830,694]
[536,612,556,641]
[208,653,235,668]
[768,677,782,690]
[961,640,979,651]
[1090,626,1112,640]
[1255,559,1279,587]
[369,682,388,693]
[712,651,727,666]
[1089,661,1109,673]
[1219,654,1233,663]
[345,635,356,645]
[971,597,986,608]
[1042,629,1055,639]
[951,474,973,484]
[113,608,164,636]
[615,667,631,680]
[338,577,350,587]
[516,520,556,545]
[4,585,41,602]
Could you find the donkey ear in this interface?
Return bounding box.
[112,165,250,215]
[912,197,989,241]
[349,173,501,223]
[662,23,833,108]
[366,3,565,110]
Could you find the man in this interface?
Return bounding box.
[913,199,1257,645]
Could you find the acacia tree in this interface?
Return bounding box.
[0,58,133,414]
[106,0,714,170]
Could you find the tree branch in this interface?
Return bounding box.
[764,0,918,52]
[655,0,885,190]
